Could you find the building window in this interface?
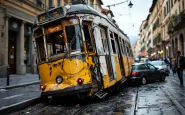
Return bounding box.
[168,0,171,10]
[85,0,88,5]
[36,0,42,7]
[164,7,166,18]
[166,2,168,13]
[58,0,61,7]
[49,0,53,9]
[90,0,94,8]
[171,0,173,8]
[24,36,30,65]
[71,0,83,5]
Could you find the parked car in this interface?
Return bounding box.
[128,63,166,85]
[139,58,149,64]
[134,58,139,63]
[149,61,169,76]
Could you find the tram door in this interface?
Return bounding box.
[114,35,124,77]
[93,26,115,80]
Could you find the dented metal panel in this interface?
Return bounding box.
[93,27,104,55]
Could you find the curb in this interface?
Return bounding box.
[0,81,40,90]
[160,86,185,114]
[0,97,40,115]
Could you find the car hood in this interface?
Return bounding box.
[155,66,163,69]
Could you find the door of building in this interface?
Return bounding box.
[8,30,17,74]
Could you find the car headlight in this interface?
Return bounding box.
[56,76,63,84]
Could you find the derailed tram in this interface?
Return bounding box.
[33,4,134,99]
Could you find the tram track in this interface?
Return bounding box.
[73,105,90,115]
[9,86,139,115]
[133,86,139,115]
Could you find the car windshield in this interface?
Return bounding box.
[132,65,138,70]
[150,61,162,66]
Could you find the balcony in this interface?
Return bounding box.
[167,21,174,34]
[24,0,47,11]
[173,12,185,29]
[153,34,161,47]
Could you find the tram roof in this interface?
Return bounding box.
[66,4,128,39]
[34,4,129,40]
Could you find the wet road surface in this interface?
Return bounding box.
[8,73,185,115]
[0,84,40,109]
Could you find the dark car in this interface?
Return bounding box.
[128,63,166,85]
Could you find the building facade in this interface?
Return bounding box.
[0,0,104,77]
[135,0,185,60]
[131,38,141,58]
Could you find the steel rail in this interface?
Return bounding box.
[73,105,90,115]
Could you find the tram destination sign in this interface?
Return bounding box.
[37,6,66,24]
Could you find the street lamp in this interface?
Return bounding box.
[106,0,133,11]
[128,1,133,8]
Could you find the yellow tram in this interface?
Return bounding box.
[33,4,134,99]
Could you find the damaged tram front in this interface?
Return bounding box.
[33,5,134,99]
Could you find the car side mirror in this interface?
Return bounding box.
[155,67,159,70]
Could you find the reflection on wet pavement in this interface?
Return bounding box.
[7,73,185,115]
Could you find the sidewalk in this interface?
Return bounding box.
[0,74,40,89]
[0,74,41,115]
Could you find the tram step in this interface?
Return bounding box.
[94,90,108,99]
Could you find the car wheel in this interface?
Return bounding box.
[141,77,147,85]
[160,74,166,81]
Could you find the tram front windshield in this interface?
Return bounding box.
[46,30,67,57]
[65,25,84,53]
[34,20,84,62]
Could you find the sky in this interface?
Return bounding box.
[101,0,153,45]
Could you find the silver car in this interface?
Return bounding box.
[150,61,170,76]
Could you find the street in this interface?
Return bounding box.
[5,72,185,115]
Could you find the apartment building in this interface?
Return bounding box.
[137,0,185,60]
[166,0,185,57]
[132,38,141,58]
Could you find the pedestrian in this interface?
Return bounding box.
[171,56,176,76]
[167,56,172,69]
[175,51,185,87]
[164,58,169,65]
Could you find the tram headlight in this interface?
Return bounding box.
[56,76,63,84]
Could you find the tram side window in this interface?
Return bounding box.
[65,25,84,52]
[83,25,93,52]
[122,39,126,55]
[100,28,108,53]
[46,30,66,57]
[119,37,124,55]
[110,31,116,54]
[36,37,46,62]
[126,46,129,56]
[131,50,133,57]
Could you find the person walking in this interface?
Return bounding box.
[175,51,185,87]
[171,56,176,76]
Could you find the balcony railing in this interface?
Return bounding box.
[167,21,174,34]
[25,0,47,10]
[153,34,161,46]
[173,12,185,29]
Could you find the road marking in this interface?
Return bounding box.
[2,94,24,100]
